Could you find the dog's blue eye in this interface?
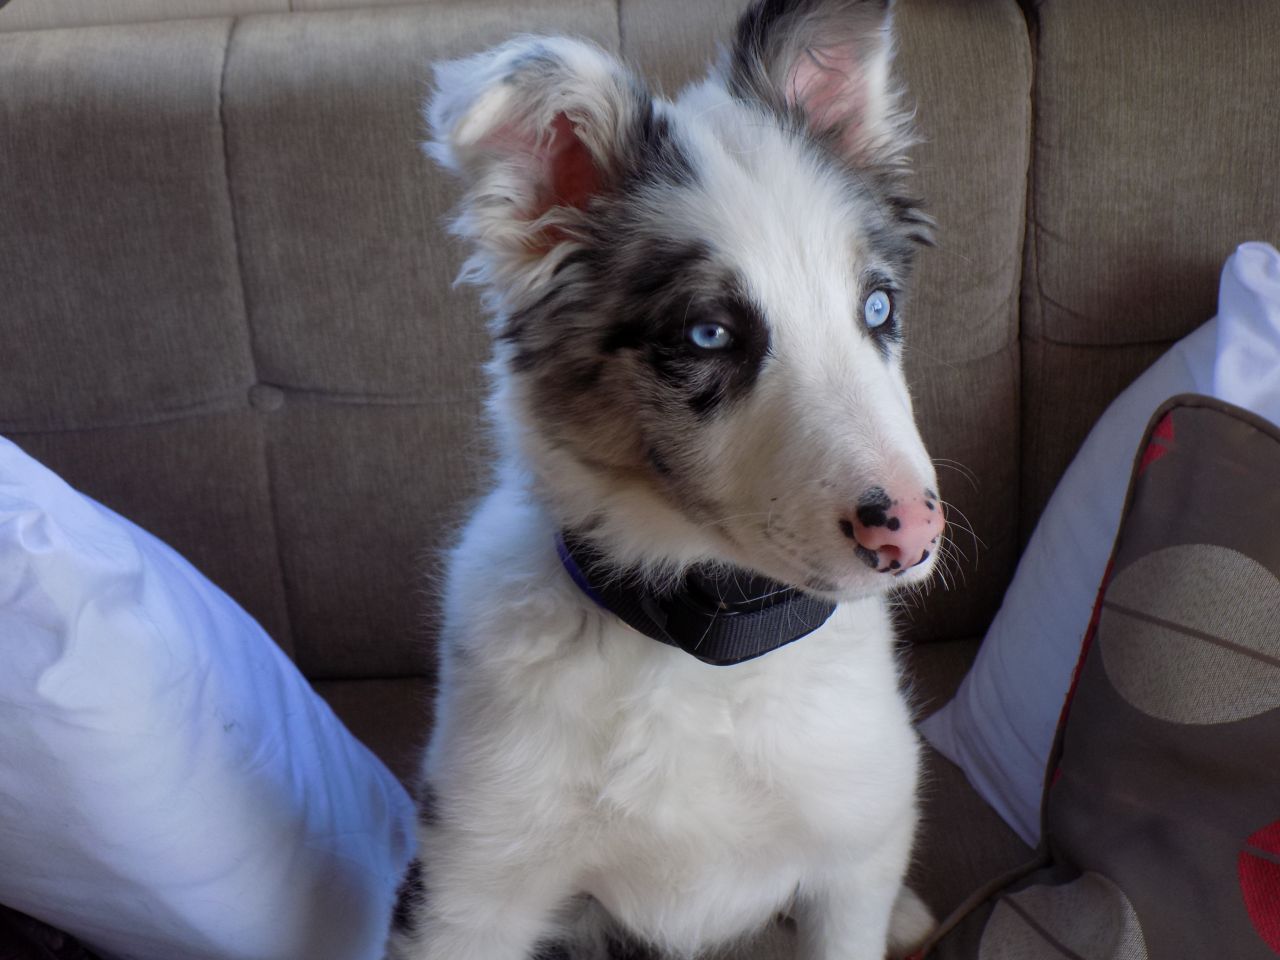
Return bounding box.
[688,322,733,350]
[863,290,893,330]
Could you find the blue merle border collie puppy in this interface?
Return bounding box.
[389,1,946,958]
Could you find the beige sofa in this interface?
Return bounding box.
[2,0,1277,954]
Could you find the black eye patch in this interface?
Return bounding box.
[599,241,771,417]
[638,289,770,417]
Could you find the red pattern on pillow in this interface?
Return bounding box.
[1137,412,1175,474]
[1240,821,1280,954]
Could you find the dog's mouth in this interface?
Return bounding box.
[730,516,943,603]
[799,564,937,603]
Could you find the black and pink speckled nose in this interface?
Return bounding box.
[839,486,944,573]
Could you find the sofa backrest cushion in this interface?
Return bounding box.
[1020,0,1280,533]
[2,0,1031,684]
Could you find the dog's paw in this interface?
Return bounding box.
[886,885,935,959]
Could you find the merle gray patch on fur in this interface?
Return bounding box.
[607,935,661,960]
[418,783,440,827]
[599,241,714,353]
[530,941,570,960]
[614,268,771,419]
[648,447,672,476]
[512,217,774,519]
[391,858,425,934]
[631,106,695,188]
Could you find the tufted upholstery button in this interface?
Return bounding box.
[248,383,284,412]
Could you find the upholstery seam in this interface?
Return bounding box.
[249,383,480,405]
[1010,0,1035,554]
[217,18,256,388]
[1035,321,1181,351]
[1,393,250,436]
[999,896,1087,960]
[1102,601,1280,670]
[217,16,302,663]
[1019,0,1043,547]
[0,390,473,435]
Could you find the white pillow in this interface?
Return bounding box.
[921,241,1280,846]
[0,438,416,960]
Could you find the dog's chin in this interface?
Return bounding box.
[805,569,936,604]
[739,549,938,605]
[812,574,904,604]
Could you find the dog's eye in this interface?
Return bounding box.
[862,289,893,330]
[687,322,733,351]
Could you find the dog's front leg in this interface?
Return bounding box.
[387,844,577,960]
[794,870,899,960]
[793,822,927,960]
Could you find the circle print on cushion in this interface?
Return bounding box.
[1098,544,1280,725]
[979,872,1148,959]
[1240,820,1280,954]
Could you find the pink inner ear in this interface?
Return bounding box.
[545,114,601,212]
[785,45,869,148]
[477,112,602,221]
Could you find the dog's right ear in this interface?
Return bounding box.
[427,37,651,297]
[726,0,913,169]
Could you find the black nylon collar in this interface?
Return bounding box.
[556,532,837,666]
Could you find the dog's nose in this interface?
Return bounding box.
[838,486,944,573]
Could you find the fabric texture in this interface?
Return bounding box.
[926,395,1280,959]
[923,242,1280,844]
[904,643,1035,921]
[0,19,251,432]
[1020,0,1280,528]
[0,437,415,960]
[0,0,440,32]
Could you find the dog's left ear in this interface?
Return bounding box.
[727,0,912,168]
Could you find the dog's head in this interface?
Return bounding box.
[428,0,943,600]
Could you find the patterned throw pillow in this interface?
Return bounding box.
[923,395,1280,959]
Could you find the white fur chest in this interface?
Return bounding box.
[582,617,919,951]
[428,487,922,954]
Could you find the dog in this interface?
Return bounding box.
[388,0,944,957]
